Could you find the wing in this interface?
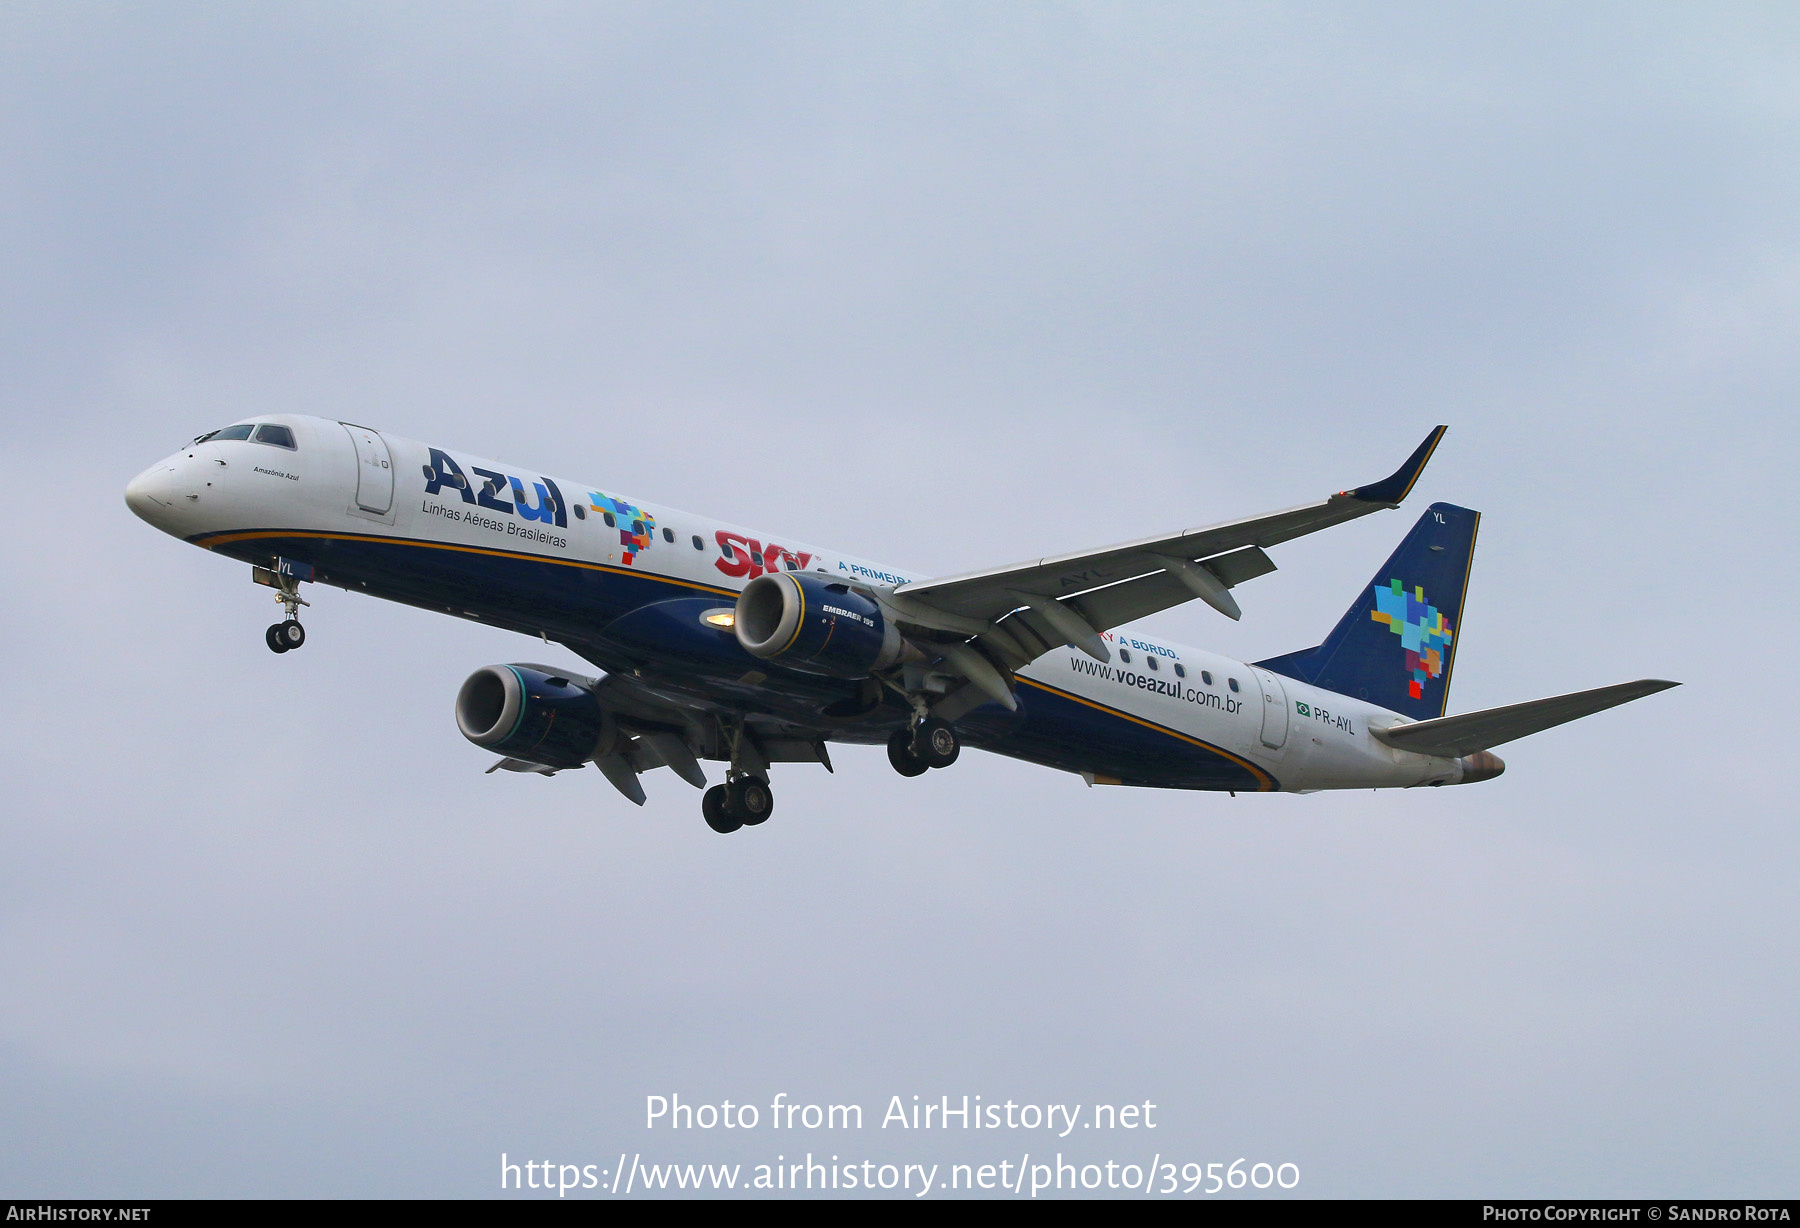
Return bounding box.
[883,428,1447,690]
[524,650,839,805]
[1370,679,1679,758]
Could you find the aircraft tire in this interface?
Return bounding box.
[265,623,290,653]
[913,718,960,769]
[702,785,741,833]
[887,728,929,777]
[731,778,774,826]
[276,620,306,650]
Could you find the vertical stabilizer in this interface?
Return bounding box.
[1256,502,1479,720]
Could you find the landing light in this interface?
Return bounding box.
[701,609,736,629]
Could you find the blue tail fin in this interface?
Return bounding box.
[1256,502,1479,720]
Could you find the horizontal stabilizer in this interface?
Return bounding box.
[1371,679,1679,758]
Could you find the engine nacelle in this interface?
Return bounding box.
[454,664,615,769]
[734,572,902,678]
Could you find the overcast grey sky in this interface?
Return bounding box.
[2,1,1796,1198]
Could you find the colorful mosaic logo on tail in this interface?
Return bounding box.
[589,493,656,565]
[1370,579,1453,700]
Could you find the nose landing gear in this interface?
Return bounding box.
[254,561,312,654]
[265,620,306,653]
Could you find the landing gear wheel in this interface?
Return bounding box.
[887,728,929,777]
[265,623,289,653]
[702,785,741,834]
[273,620,305,651]
[730,778,774,826]
[913,718,960,769]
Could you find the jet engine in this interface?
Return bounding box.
[455,664,615,769]
[734,572,903,679]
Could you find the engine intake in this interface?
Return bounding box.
[734,572,902,679]
[455,664,614,768]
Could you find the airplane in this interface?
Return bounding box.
[124,419,1676,833]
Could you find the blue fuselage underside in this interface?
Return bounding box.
[201,528,1274,792]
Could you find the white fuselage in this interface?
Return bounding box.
[126,414,1473,793]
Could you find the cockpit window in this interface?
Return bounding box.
[207,424,256,442]
[254,424,296,449]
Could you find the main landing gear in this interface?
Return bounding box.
[701,718,777,834]
[887,717,960,777]
[702,777,774,834]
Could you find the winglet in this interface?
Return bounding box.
[1344,426,1448,506]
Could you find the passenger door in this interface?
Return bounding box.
[341,423,394,515]
[1251,666,1290,750]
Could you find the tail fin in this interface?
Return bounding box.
[1257,502,1479,720]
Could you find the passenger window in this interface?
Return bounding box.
[1201,671,1213,686]
[603,512,616,528]
[1119,649,1132,664]
[662,527,675,543]
[751,552,764,566]
[253,424,296,449]
[721,542,735,560]
[572,504,586,520]
[1174,663,1186,679]
[1228,678,1240,693]
[692,535,704,550]
[1146,657,1159,671]
[211,424,255,441]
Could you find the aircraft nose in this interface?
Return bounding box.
[124,462,174,523]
